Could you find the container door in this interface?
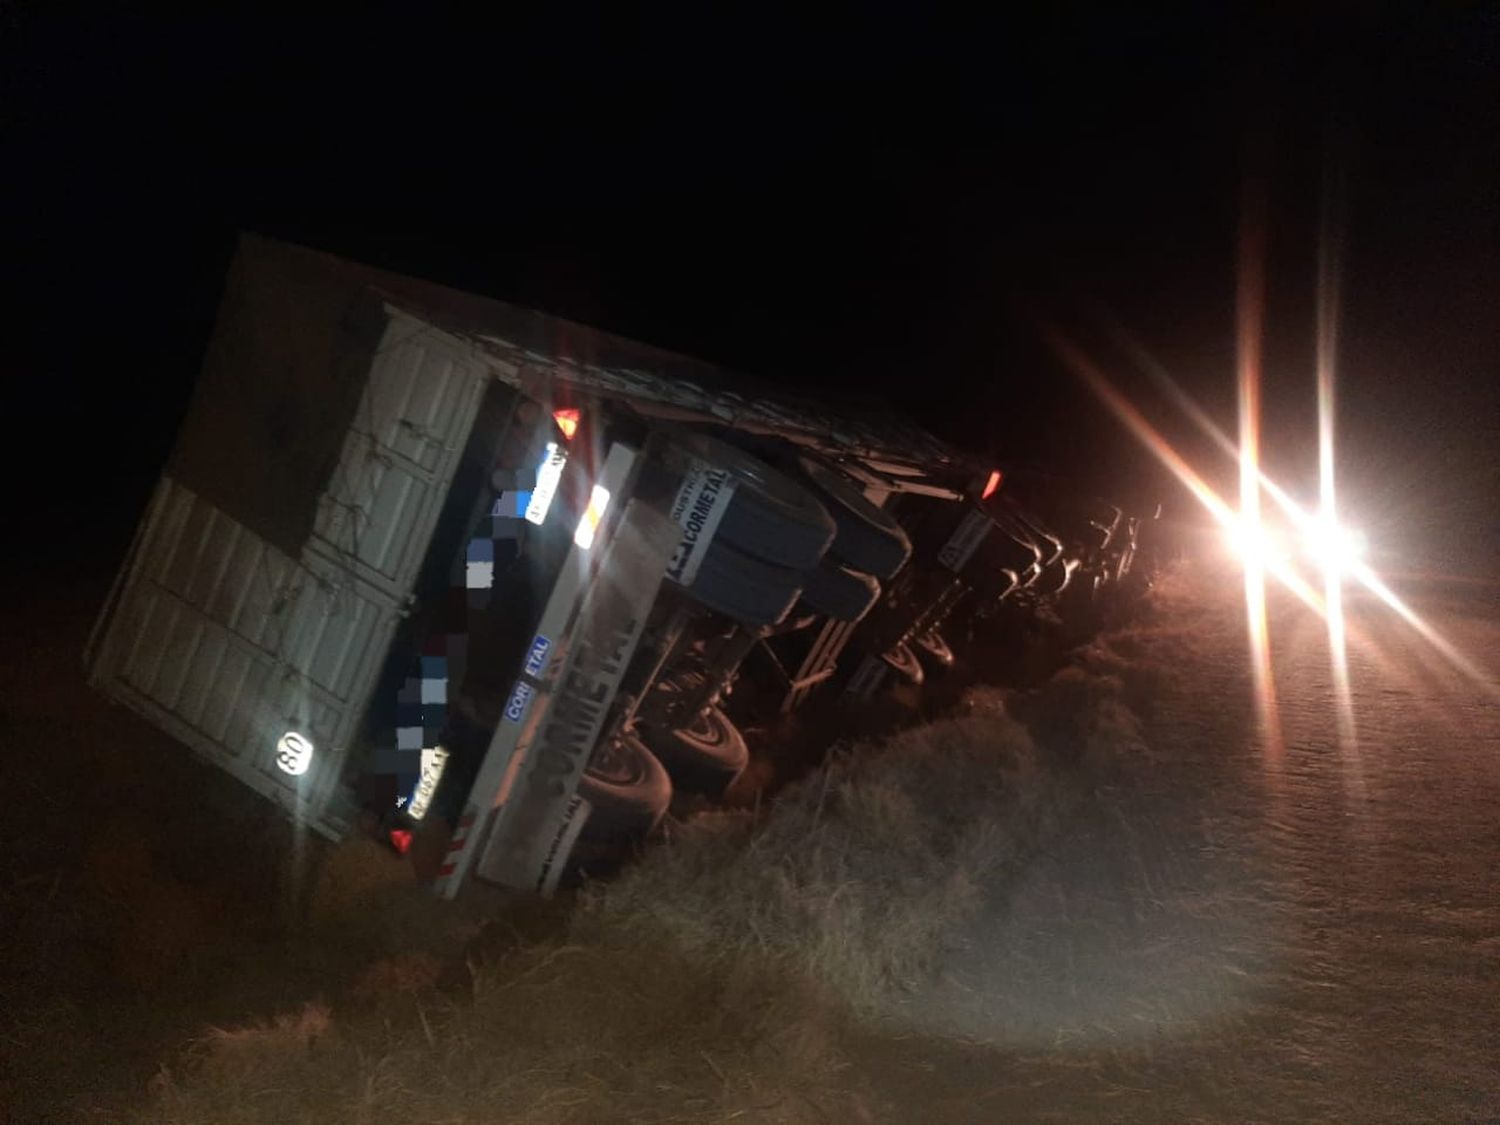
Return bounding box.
[307,309,491,599]
[88,312,490,837]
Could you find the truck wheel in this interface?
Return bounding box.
[913,629,955,669]
[880,640,925,685]
[640,705,748,799]
[962,514,1038,586]
[578,733,672,841]
[798,561,882,623]
[795,456,913,579]
[673,431,836,570]
[672,538,803,627]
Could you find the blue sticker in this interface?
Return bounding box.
[523,634,552,677]
[504,681,535,723]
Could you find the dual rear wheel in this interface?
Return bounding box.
[579,705,748,845]
[583,435,909,846]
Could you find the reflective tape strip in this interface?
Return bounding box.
[573,484,611,549]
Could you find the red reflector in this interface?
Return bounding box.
[388,828,414,855]
[981,469,1003,500]
[552,408,581,441]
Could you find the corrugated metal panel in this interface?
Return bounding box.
[92,481,399,836]
[89,311,488,837]
[310,312,488,598]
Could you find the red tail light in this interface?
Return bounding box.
[552,408,581,441]
[981,469,1003,500]
[388,828,414,855]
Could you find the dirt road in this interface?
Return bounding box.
[868,565,1500,1123]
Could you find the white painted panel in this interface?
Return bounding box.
[176,626,229,733]
[91,478,402,836]
[90,309,484,837]
[309,312,487,600]
[202,642,253,746]
[221,656,273,763]
[228,539,291,652]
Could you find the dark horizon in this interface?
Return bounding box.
[4,5,1495,576]
[5,11,1500,1122]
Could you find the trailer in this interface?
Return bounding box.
[91,235,1079,899]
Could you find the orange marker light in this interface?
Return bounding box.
[552,408,581,441]
[981,469,1003,500]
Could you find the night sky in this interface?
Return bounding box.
[4,5,1495,579]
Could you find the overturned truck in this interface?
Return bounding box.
[86,235,1152,900]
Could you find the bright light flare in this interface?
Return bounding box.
[1040,327,1325,615]
[1234,167,1281,755]
[1051,322,1498,709]
[1301,518,1367,573]
[1225,518,1291,568]
[573,484,612,549]
[1347,559,1500,700]
[1314,147,1357,754]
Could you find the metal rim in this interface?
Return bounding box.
[588,736,645,785]
[880,640,924,683]
[680,707,730,747]
[914,630,955,666]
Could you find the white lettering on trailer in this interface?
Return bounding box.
[523,634,551,677]
[535,795,591,896]
[474,501,679,894]
[665,460,738,586]
[438,444,641,899]
[938,508,993,572]
[503,680,535,723]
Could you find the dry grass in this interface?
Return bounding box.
[143,944,857,1125]
[108,576,1196,1124]
[587,709,1069,1014]
[126,698,1086,1124]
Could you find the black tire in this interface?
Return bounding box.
[798,561,881,622]
[673,431,836,570]
[672,537,803,627]
[794,456,913,579]
[880,640,925,685]
[640,705,748,798]
[579,733,672,841]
